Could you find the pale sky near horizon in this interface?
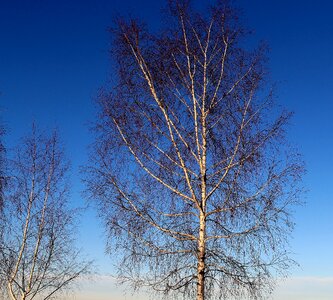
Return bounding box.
[64,276,333,300]
[1,0,333,299]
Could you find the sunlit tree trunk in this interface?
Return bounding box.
[197,212,206,300]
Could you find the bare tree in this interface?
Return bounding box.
[85,1,304,299]
[0,126,91,300]
[0,116,5,211]
[0,117,6,292]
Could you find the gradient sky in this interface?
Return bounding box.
[1,0,333,299]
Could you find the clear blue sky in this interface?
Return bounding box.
[1,0,332,299]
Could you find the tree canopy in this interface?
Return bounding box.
[86,1,304,299]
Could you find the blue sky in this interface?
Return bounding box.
[1,0,333,299]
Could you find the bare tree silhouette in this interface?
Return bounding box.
[86,1,304,299]
[1,126,91,300]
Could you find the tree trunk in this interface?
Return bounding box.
[197,105,207,300]
[197,212,206,300]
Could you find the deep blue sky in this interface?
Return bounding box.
[1,0,333,298]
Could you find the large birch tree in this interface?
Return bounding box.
[86,1,304,299]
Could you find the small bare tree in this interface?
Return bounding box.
[86,1,304,299]
[0,119,5,210]
[0,118,6,291]
[0,126,90,300]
